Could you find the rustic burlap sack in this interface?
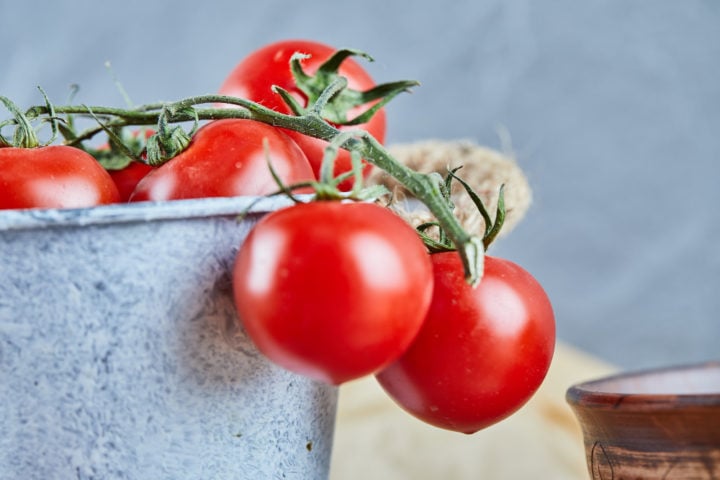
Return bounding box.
[368,139,532,240]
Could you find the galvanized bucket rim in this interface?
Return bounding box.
[0,195,300,232]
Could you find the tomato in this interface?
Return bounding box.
[232,201,433,385]
[108,161,154,202]
[0,145,120,210]
[219,39,386,190]
[129,119,315,201]
[375,253,556,434]
[97,129,155,202]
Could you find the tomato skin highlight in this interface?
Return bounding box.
[219,39,385,190]
[232,202,433,385]
[129,119,314,201]
[376,253,556,434]
[0,145,120,210]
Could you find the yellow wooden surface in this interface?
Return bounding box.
[330,342,615,479]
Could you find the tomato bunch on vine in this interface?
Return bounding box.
[0,39,554,434]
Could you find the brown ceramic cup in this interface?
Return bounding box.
[566,361,720,479]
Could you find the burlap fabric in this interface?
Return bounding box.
[368,139,532,239]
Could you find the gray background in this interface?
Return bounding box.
[2,0,718,370]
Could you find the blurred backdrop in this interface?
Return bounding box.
[2,0,718,370]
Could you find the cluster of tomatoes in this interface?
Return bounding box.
[0,40,555,434]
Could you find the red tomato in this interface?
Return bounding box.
[232,201,433,385]
[99,129,155,202]
[129,119,314,201]
[108,161,154,202]
[0,145,120,209]
[219,39,386,190]
[376,253,556,434]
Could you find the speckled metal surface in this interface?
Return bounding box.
[0,197,338,480]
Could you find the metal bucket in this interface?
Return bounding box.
[0,197,338,479]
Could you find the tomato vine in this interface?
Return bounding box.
[10,89,483,284]
[2,51,485,284]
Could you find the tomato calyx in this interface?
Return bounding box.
[418,167,507,253]
[0,96,41,148]
[1,87,82,149]
[273,49,419,126]
[144,104,197,166]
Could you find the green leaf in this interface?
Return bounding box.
[483,185,506,249]
[271,86,305,116]
[448,168,493,238]
[316,48,373,75]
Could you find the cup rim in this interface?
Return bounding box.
[566,361,720,410]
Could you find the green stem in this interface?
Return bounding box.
[25,96,485,284]
[348,133,485,285]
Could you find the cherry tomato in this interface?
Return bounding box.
[98,129,155,202]
[376,253,556,434]
[0,145,120,210]
[129,119,314,201]
[108,161,154,202]
[219,39,386,190]
[232,201,433,385]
